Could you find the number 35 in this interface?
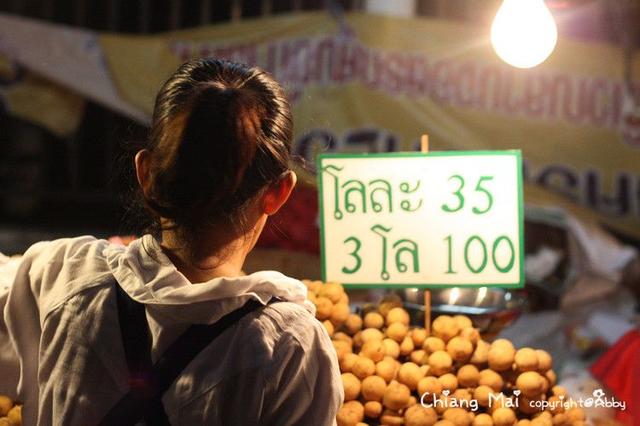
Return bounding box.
[441,175,494,214]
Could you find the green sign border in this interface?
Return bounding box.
[316,150,525,289]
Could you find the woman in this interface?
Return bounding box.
[3,59,343,425]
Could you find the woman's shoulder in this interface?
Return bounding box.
[14,236,115,310]
[22,235,109,265]
[250,300,331,352]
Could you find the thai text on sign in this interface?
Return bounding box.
[317,151,524,288]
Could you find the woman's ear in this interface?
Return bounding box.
[134,149,151,197]
[263,171,297,215]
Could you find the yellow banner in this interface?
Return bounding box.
[100,12,640,240]
[0,56,84,137]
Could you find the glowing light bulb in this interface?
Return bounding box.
[491,0,558,69]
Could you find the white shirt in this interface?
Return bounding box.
[2,235,343,425]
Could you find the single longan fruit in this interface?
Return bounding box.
[400,336,415,356]
[432,315,460,342]
[470,340,490,366]
[361,375,387,402]
[540,378,550,395]
[453,389,473,407]
[364,312,385,329]
[383,381,411,411]
[423,336,446,354]
[386,322,409,343]
[323,320,335,337]
[382,338,401,359]
[306,280,324,294]
[530,417,551,426]
[410,349,427,365]
[334,332,353,345]
[386,307,410,326]
[352,356,376,380]
[438,373,458,393]
[379,298,402,317]
[447,337,474,363]
[518,396,544,415]
[443,408,472,426]
[434,421,456,426]
[516,421,531,426]
[545,369,557,387]
[489,395,513,413]
[454,315,473,330]
[488,345,515,372]
[404,405,438,426]
[319,282,345,304]
[344,314,363,336]
[492,408,516,426]
[478,369,504,393]
[331,303,351,326]
[361,339,386,362]
[516,371,544,398]
[534,411,552,421]
[418,376,443,397]
[333,340,353,360]
[420,364,430,376]
[459,327,480,345]
[7,405,22,426]
[353,331,363,348]
[564,407,585,422]
[491,339,515,351]
[315,297,333,320]
[535,349,553,372]
[339,292,349,305]
[376,359,399,383]
[0,396,13,416]
[381,411,406,426]
[551,413,567,426]
[473,413,494,426]
[412,328,428,347]
[551,386,567,397]
[514,348,539,372]
[337,400,365,426]
[364,400,383,418]
[398,362,424,391]
[342,373,362,401]
[473,385,494,407]
[457,364,480,388]
[361,328,385,343]
[340,353,360,373]
[547,395,565,415]
[428,350,453,376]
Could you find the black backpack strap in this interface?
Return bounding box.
[101,283,168,426]
[101,282,279,426]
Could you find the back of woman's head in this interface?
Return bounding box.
[142,59,292,236]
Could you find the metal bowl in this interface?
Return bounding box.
[347,286,528,337]
[398,287,528,337]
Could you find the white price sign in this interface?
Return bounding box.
[317,151,524,288]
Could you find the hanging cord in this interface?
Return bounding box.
[610,0,640,104]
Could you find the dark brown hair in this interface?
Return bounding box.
[141,58,292,236]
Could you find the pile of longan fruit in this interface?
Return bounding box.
[0,395,21,426]
[303,281,586,426]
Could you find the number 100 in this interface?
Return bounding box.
[444,235,516,274]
